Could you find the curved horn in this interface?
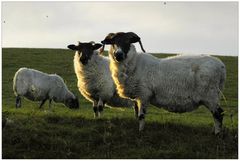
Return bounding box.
[138,40,146,53]
[126,32,140,43]
[126,32,146,53]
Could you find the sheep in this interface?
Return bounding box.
[13,67,79,109]
[101,32,226,134]
[67,41,135,117]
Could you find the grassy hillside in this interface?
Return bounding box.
[2,48,238,159]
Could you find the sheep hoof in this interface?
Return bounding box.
[212,130,220,135]
[15,96,21,108]
[214,125,222,135]
[98,112,101,118]
[139,119,145,131]
[16,103,21,108]
[214,130,220,135]
[215,131,225,139]
[215,126,225,136]
[94,112,101,118]
[212,127,225,139]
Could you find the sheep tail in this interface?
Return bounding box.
[218,64,227,108]
[218,87,235,129]
[219,88,228,109]
[138,40,146,53]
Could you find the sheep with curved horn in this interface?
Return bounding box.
[102,31,226,134]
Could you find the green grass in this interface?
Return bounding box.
[2,48,238,159]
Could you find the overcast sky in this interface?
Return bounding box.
[2,1,238,56]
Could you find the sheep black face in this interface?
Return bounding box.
[65,97,79,109]
[68,42,102,65]
[101,32,146,62]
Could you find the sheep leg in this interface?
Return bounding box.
[48,99,52,109]
[97,98,104,117]
[134,102,139,118]
[99,101,105,113]
[205,100,224,135]
[212,105,224,135]
[39,98,48,109]
[98,101,105,117]
[15,95,21,108]
[137,100,148,131]
[93,100,98,118]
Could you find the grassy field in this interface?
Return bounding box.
[2,48,238,159]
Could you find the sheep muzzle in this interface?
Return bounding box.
[114,50,126,62]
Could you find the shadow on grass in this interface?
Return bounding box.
[2,112,238,159]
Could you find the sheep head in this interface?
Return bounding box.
[65,96,79,109]
[101,32,146,62]
[67,41,102,65]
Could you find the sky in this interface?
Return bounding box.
[2,1,239,56]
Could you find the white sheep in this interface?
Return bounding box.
[67,41,135,117]
[101,32,226,134]
[13,67,79,109]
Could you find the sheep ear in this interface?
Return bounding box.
[138,40,146,53]
[67,44,77,50]
[101,33,115,44]
[93,43,102,50]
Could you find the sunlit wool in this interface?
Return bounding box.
[73,51,133,108]
[109,45,226,134]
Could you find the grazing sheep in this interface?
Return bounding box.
[101,32,226,134]
[13,67,79,109]
[67,41,134,117]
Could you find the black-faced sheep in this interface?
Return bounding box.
[67,41,134,117]
[101,32,226,134]
[13,67,79,109]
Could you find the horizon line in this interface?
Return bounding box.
[2,47,238,57]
